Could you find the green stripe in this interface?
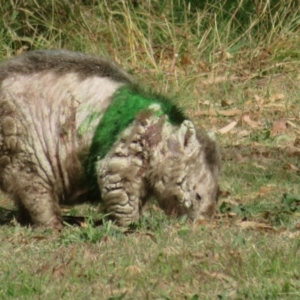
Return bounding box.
[85,85,186,196]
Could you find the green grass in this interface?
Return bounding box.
[1,213,300,299]
[1,0,300,299]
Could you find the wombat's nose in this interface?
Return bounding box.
[182,198,192,208]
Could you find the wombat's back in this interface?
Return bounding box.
[0,50,135,83]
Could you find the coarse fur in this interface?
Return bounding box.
[0,50,220,228]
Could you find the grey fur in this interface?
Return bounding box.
[0,50,135,83]
[0,50,220,228]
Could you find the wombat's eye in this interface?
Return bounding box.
[195,193,202,201]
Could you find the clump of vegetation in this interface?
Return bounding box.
[1,0,300,299]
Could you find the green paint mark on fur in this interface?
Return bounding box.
[85,85,186,193]
[78,111,100,137]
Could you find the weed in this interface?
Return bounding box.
[80,217,123,243]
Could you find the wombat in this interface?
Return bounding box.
[0,50,220,228]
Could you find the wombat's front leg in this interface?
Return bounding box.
[14,173,62,228]
[97,155,145,226]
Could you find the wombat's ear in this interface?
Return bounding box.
[178,120,198,155]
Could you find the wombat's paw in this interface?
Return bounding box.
[182,120,196,135]
[48,218,64,230]
[182,120,194,129]
[16,214,63,229]
[179,120,195,136]
[37,217,63,230]
[182,198,192,209]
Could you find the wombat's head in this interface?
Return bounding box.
[153,120,220,221]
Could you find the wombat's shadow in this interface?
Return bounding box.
[0,207,15,225]
[0,206,103,227]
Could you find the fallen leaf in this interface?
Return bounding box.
[16,45,29,55]
[125,265,142,275]
[101,236,111,243]
[281,231,300,239]
[285,163,299,171]
[36,264,51,275]
[244,100,252,106]
[197,61,210,72]
[169,52,178,74]
[225,51,233,59]
[197,108,242,117]
[180,53,192,67]
[203,271,237,287]
[287,120,298,128]
[83,248,97,261]
[52,265,66,278]
[237,130,251,138]
[219,109,242,116]
[202,75,239,86]
[123,230,157,243]
[239,221,274,231]
[270,93,285,101]
[189,251,207,260]
[80,222,88,228]
[252,162,266,170]
[294,138,300,147]
[218,121,237,134]
[61,207,71,213]
[254,94,263,102]
[265,102,285,108]
[221,198,240,206]
[218,212,239,220]
[270,118,287,136]
[194,219,217,228]
[241,115,261,128]
[229,250,242,258]
[286,146,300,156]
[259,185,276,195]
[218,190,231,197]
[144,232,158,243]
[221,99,234,107]
[227,212,237,217]
[198,100,211,106]
[30,235,48,241]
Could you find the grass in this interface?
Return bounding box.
[1,0,300,299]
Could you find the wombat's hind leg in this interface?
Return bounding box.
[14,200,33,226]
[14,175,63,228]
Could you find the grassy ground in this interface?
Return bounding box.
[1,0,300,299]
